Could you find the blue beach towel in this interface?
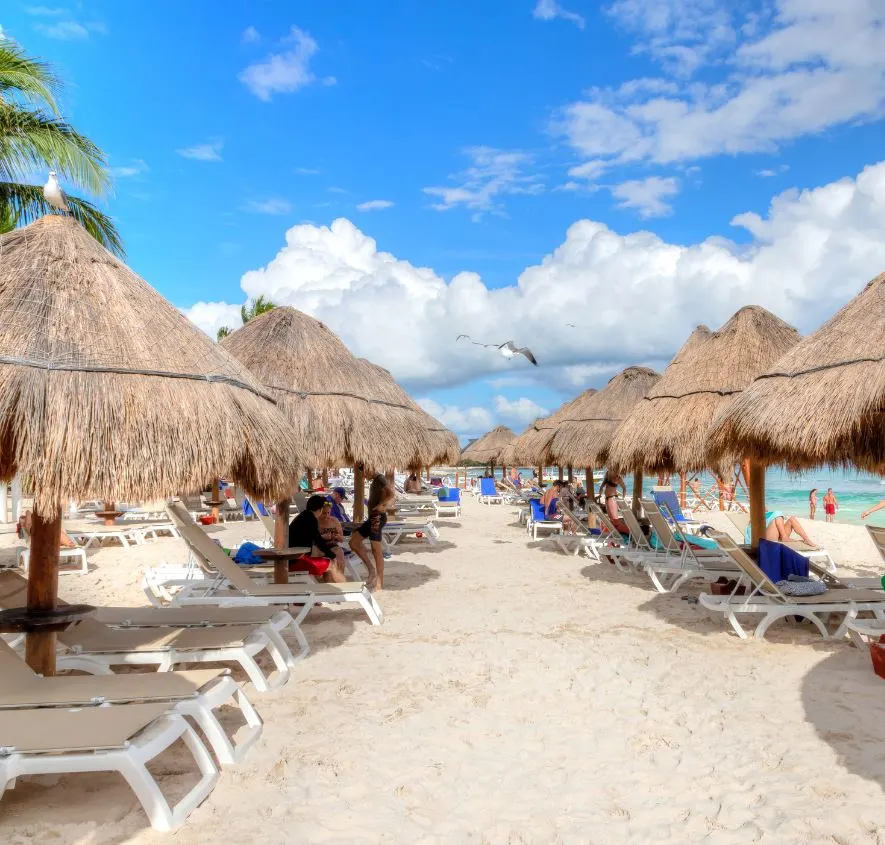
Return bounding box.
[233,541,265,566]
[757,539,809,583]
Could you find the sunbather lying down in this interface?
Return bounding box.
[744,511,820,549]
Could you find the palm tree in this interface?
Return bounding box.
[240,295,276,324]
[217,296,276,341]
[0,38,122,255]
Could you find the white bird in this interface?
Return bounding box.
[43,171,69,213]
[456,334,539,366]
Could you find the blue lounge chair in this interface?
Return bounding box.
[528,499,563,540]
[651,489,700,530]
[478,478,502,505]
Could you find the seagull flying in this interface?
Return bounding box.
[43,171,68,213]
[456,334,539,366]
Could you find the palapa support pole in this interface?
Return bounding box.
[537,466,543,485]
[567,466,574,483]
[425,466,431,481]
[322,469,329,488]
[679,473,687,508]
[25,506,62,675]
[632,470,644,518]
[558,466,564,481]
[585,467,594,499]
[273,499,290,584]
[211,478,222,521]
[748,460,766,550]
[353,464,365,524]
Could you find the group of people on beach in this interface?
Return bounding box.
[287,473,396,591]
[808,488,838,522]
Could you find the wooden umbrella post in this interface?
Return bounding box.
[322,469,329,488]
[558,466,564,481]
[748,460,766,550]
[25,506,62,675]
[631,470,644,517]
[585,466,594,499]
[567,466,574,483]
[273,499,290,584]
[353,464,365,524]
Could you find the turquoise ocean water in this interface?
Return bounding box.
[466,466,885,527]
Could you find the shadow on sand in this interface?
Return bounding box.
[802,644,885,791]
[382,561,441,592]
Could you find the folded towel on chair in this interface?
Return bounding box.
[758,539,809,582]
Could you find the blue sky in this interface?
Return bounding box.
[3,0,885,441]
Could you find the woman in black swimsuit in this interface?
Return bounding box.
[349,474,396,590]
[601,470,629,535]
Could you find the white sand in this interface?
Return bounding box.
[2,499,885,843]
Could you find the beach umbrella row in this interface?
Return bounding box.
[460,426,516,466]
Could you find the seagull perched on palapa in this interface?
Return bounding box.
[43,171,69,213]
[456,334,539,366]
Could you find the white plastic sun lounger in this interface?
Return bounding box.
[159,502,384,626]
[0,570,308,678]
[699,532,885,641]
[54,616,292,692]
[637,500,739,593]
[0,701,218,831]
[0,639,261,767]
[552,504,606,559]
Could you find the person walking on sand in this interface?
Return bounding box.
[862,499,885,520]
[823,488,837,523]
[809,488,818,520]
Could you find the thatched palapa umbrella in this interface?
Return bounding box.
[510,391,596,491]
[608,307,800,544]
[222,307,442,522]
[709,272,885,537]
[551,366,661,512]
[359,360,460,468]
[460,425,516,469]
[0,216,302,673]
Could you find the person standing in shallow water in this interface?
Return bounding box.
[809,488,818,520]
[823,488,838,523]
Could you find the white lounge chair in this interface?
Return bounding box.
[0,701,218,831]
[0,639,262,767]
[699,531,885,641]
[552,504,606,559]
[158,502,384,626]
[724,511,837,573]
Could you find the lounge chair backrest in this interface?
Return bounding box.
[587,501,620,539]
[616,502,653,552]
[651,489,687,522]
[166,501,257,593]
[868,525,885,562]
[640,499,680,553]
[0,637,36,679]
[438,488,460,503]
[530,499,548,522]
[558,504,591,537]
[293,493,308,513]
[180,493,204,511]
[244,495,276,537]
[480,478,497,497]
[707,531,783,597]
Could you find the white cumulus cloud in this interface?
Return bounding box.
[493,395,550,425]
[183,161,885,400]
[243,198,292,215]
[416,398,493,439]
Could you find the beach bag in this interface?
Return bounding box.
[233,541,265,565]
[775,575,827,596]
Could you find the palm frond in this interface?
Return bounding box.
[241,295,276,324]
[0,181,123,257]
[0,38,59,112]
[0,103,109,195]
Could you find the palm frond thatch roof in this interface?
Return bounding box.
[608,308,800,473]
[359,360,460,467]
[708,272,885,471]
[509,391,596,467]
[550,367,661,467]
[0,215,302,514]
[221,307,436,470]
[460,425,516,464]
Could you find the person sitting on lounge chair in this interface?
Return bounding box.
[19,510,77,548]
[289,495,347,582]
[404,473,422,494]
[327,486,352,530]
[743,511,820,549]
[349,474,396,591]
